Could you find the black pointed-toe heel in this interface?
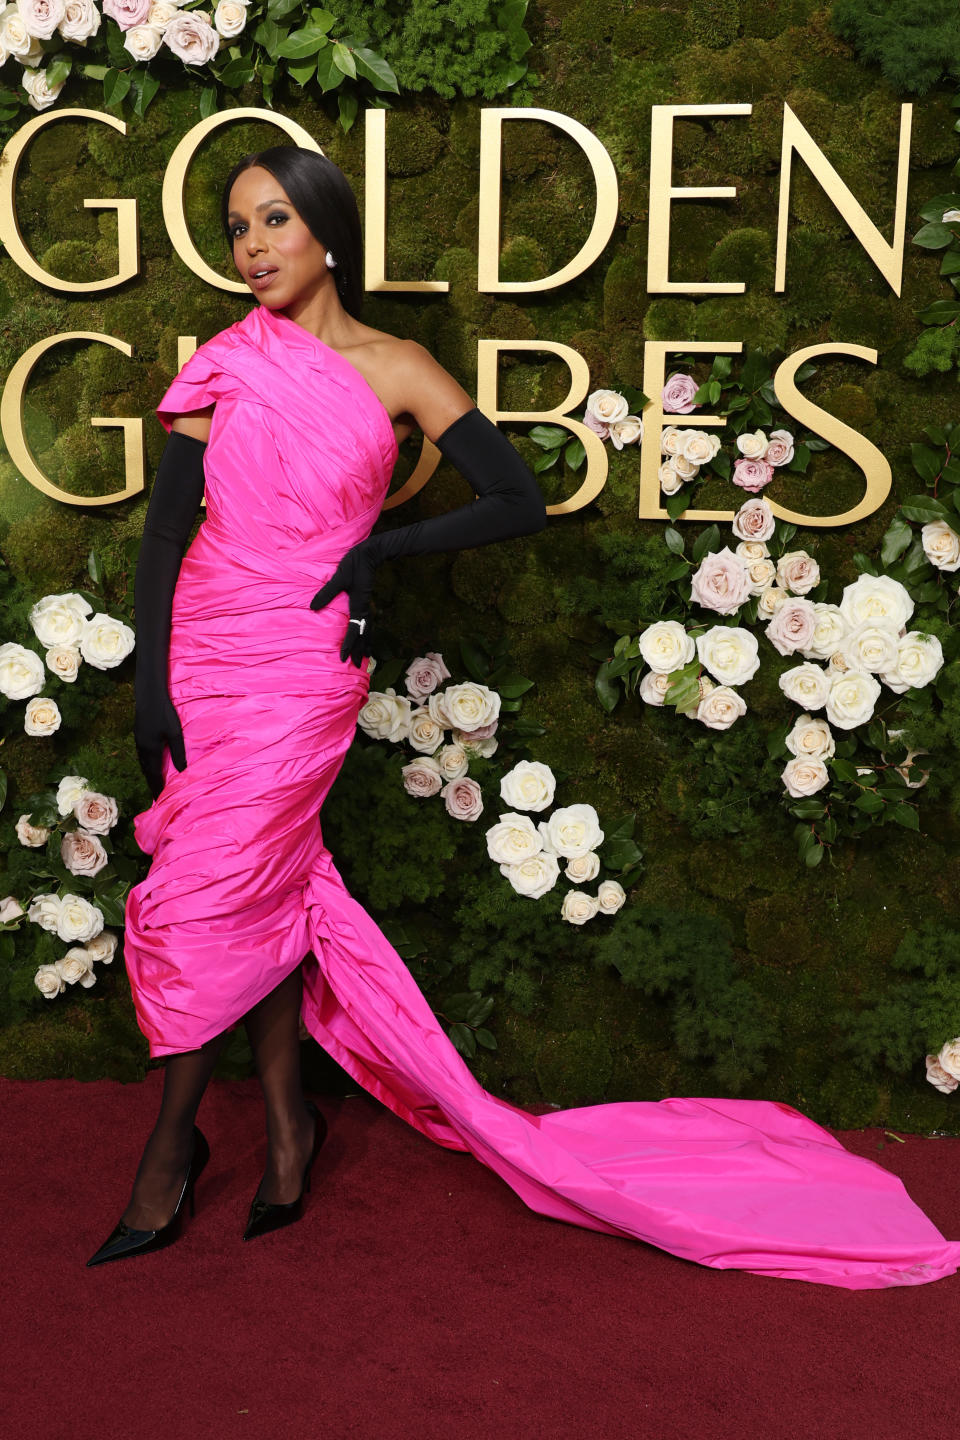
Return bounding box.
[243,1100,327,1242]
[86,1126,210,1268]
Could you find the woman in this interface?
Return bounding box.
[88,146,960,1289]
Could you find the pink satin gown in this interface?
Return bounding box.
[122,301,960,1289]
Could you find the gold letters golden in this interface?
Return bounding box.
[0,102,914,523]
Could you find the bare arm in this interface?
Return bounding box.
[171,406,214,444]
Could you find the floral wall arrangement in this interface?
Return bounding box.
[2,0,960,1131]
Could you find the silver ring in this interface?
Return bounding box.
[349,617,366,633]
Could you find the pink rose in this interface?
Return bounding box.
[439,775,484,821]
[764,429,795,467]
[661,373,699,414]
[690,546,752,616]
[102,0,151,27]
[583,409,610,440]
[401,758,443,797]
[732,497,775,542]
[457,718,498,740]
[732,458,775,493]
[404,651,451,701]
[61,828,109,878]
[163,8,220,61]
[16,0,65,39]
[73,790,118,834]
[766,598,817,656]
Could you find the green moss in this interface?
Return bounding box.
[685,0,741,49]
[694,293,789,351]
[706,227,775,290]
[535,1027,614,1105]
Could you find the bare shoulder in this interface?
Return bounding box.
[171,407,214,443]
[373,336,475,441]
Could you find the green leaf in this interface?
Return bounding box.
[664,660,701,711]
[564,438,586,470]
[254,18,282,57]
[916,299,960,325]
[532,449,559,474]
[474,1027,497,1051]
[890,804,920,831]
[277,26,331,58]
[664,527,685,555]
[528,423,568,448]
[338,89,359,131]
[45,56,72,89]
[788,443,811,474]
[332,41,357,78]
[594,660,620,713]
[353,45,399,93]
[911,444,943,485]
[459,637,489,681]
[102,68,131,108]
[80,63,109,80]
[710,449,731,479]
[132,70,160,118]
[199,84,218,119]
[665,489,689,520]
[804,840,824,867]
[830,757,862,784]
[0,769,6,813]
[900,494,951,524]
[913,221,954,249]
[288,58,317,85]
[854,790,885,814]
[267,0,302,18]
[740,349,770,393]
[919,193,960,222]
[449,1022,476,1057]
[789,799,826,819]
[880,515,913,566]
[691,523,720,563]
[663,558,691,581]
[218,56,256,88]
[87,548,103,587]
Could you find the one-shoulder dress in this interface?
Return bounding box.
[121,301,960,1289]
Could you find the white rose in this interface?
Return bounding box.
[79,613,135,670]
[0,896,24,923]
[59,0,100,38]
[825,669,881,730]
[942,210,960,224]
[456,730,498,758]
[537,819,555,853]
[45,646,81,681]
[500,850,560,899]
[757,586,789,619]
[500,760,556,813]
[936,1037,960,1081]
[735,540,770,560]
[921,520,960,571]
[435,743,469,781]
[16,0,65,39]
[0,642,45,699]
[560,888,600,924]
[745,557,776,595]
[839,573,914,631]
[881,631,944,693]
[695,626,760,686]
[34,963,64,999]
[400,757,443,797]
[24,695,61,736]
[802,604,849,661]
[638,619,695,674]
[407,706,445,754]
[781,756,830,798]
[658,460,683,495]
[679,429,720,464]
[28,892,62,931]
[776,550,820,595]
[485,812,542,865]
[596,878,626,914]
[925,1054,959,1094]
[74,791,118,834]
[55,893,104,943]
[778,662,831,710]
[56,774,88,817]
[28,592,92,648]
[586,389,629,425]
[85,930,118,964]
[544,803,604,859]
[660,425,684,456]
[22,66,65,110]
[828,651,850,674]
[564,851,600,883]
[838,620,900,675]
[0,8,44,61]
[358,687,411,742]
[16,813,50,847]
[785,714,835,759]
[426,691,453,729]
[639,670,671,706]
[146,0,177,24]
[697,684,747,729]
[123,21,163,57]
[442,681,500,733]
[736,429,768,459]
[56,947,97,988]
[609,415,643,449]
[671,453,699,479]
[213,0,246,36]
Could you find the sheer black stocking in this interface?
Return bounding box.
[121,1029,227,1230]
[243,964,315,1205]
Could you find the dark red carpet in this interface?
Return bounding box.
[6,1074,959,1440]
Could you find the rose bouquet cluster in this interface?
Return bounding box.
[657,372,796,499]
[0,772,121,998]
[357,651,502,824]
[926,1037,960,1095]
[0,590,134,735]
[484,760,626,924]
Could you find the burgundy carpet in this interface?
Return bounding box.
[6,1074,960,1440]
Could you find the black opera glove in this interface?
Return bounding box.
[309,407,549,667]
[134,429,207,800]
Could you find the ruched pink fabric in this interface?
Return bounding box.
[122,302,960,1289]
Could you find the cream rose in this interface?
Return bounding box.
[213,0,246,36]
[564,851,600,883]
[79,614,135,670]
[435,743,469,781]
[440,775,483,821]
[586,389,629,425]
[86,930,118,964]
[54,893,104,943]
[560,888,600,924]
[695,626,760,686]
[500,759,556,813]
[442,681,500,732]
[34,963,64,999]
[403,651,450,700]
[825,669,881,730]
[61,828,109,877]
[745,557,776,596]
[838,620,900,675]
[485,812,542,865]
[162,8,220,61]
[776,550,820,595]
[402,756,442,796]
[639,670,671,706]
[758,586,789,619]
[28,592,91,648]
[638,620,694,674]
[925,1054,959,1094]
[0,8,43,61]
[609,415,643,449]
[358,687,412,742]
[766,598,817,656]
[732,496,775,542]
[0,642,45,699]
[778,662,830,710]
[27,892,62,932]
[56,774,88,817]
[839,573,914,631]
[936,1037,960,1081]
[671,453,699,479]
[59,0,101,38]
[697,685,747,730]
[16,813,50,847]
[690,547,752,616]
[146,0,177,24]
[123,21,163,57]
[0,897,24,923]
[501,850,560,900]
[882,631,944,693]
[597,879,626,914]
[543,803,604,859]
[736,429,768,460]
[781,756,829,798]
[785,714,835,760]
[56,947,97,988]
[45,646,81,682]
[24,695,61,736]
[74,791,118,834]
[921,519,960,571]
[407,706,445,754]
[802,604,848,662]
[22,66,66,110]
[658,460,683,495]
[764,429,795,466]
[679,429,720,465]
[736,540,770,561]
[456,730,498,758]
[660,425,685,457]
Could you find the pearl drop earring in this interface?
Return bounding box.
[325,250,337,269]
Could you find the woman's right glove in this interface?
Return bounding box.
[134,429,207,799]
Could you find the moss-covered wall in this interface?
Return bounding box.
[2,0,960,1133]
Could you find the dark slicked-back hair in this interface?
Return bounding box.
[221,145,363,319]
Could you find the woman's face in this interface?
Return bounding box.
[227,165,333,307]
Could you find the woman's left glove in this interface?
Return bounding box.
[309,542,379,667]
